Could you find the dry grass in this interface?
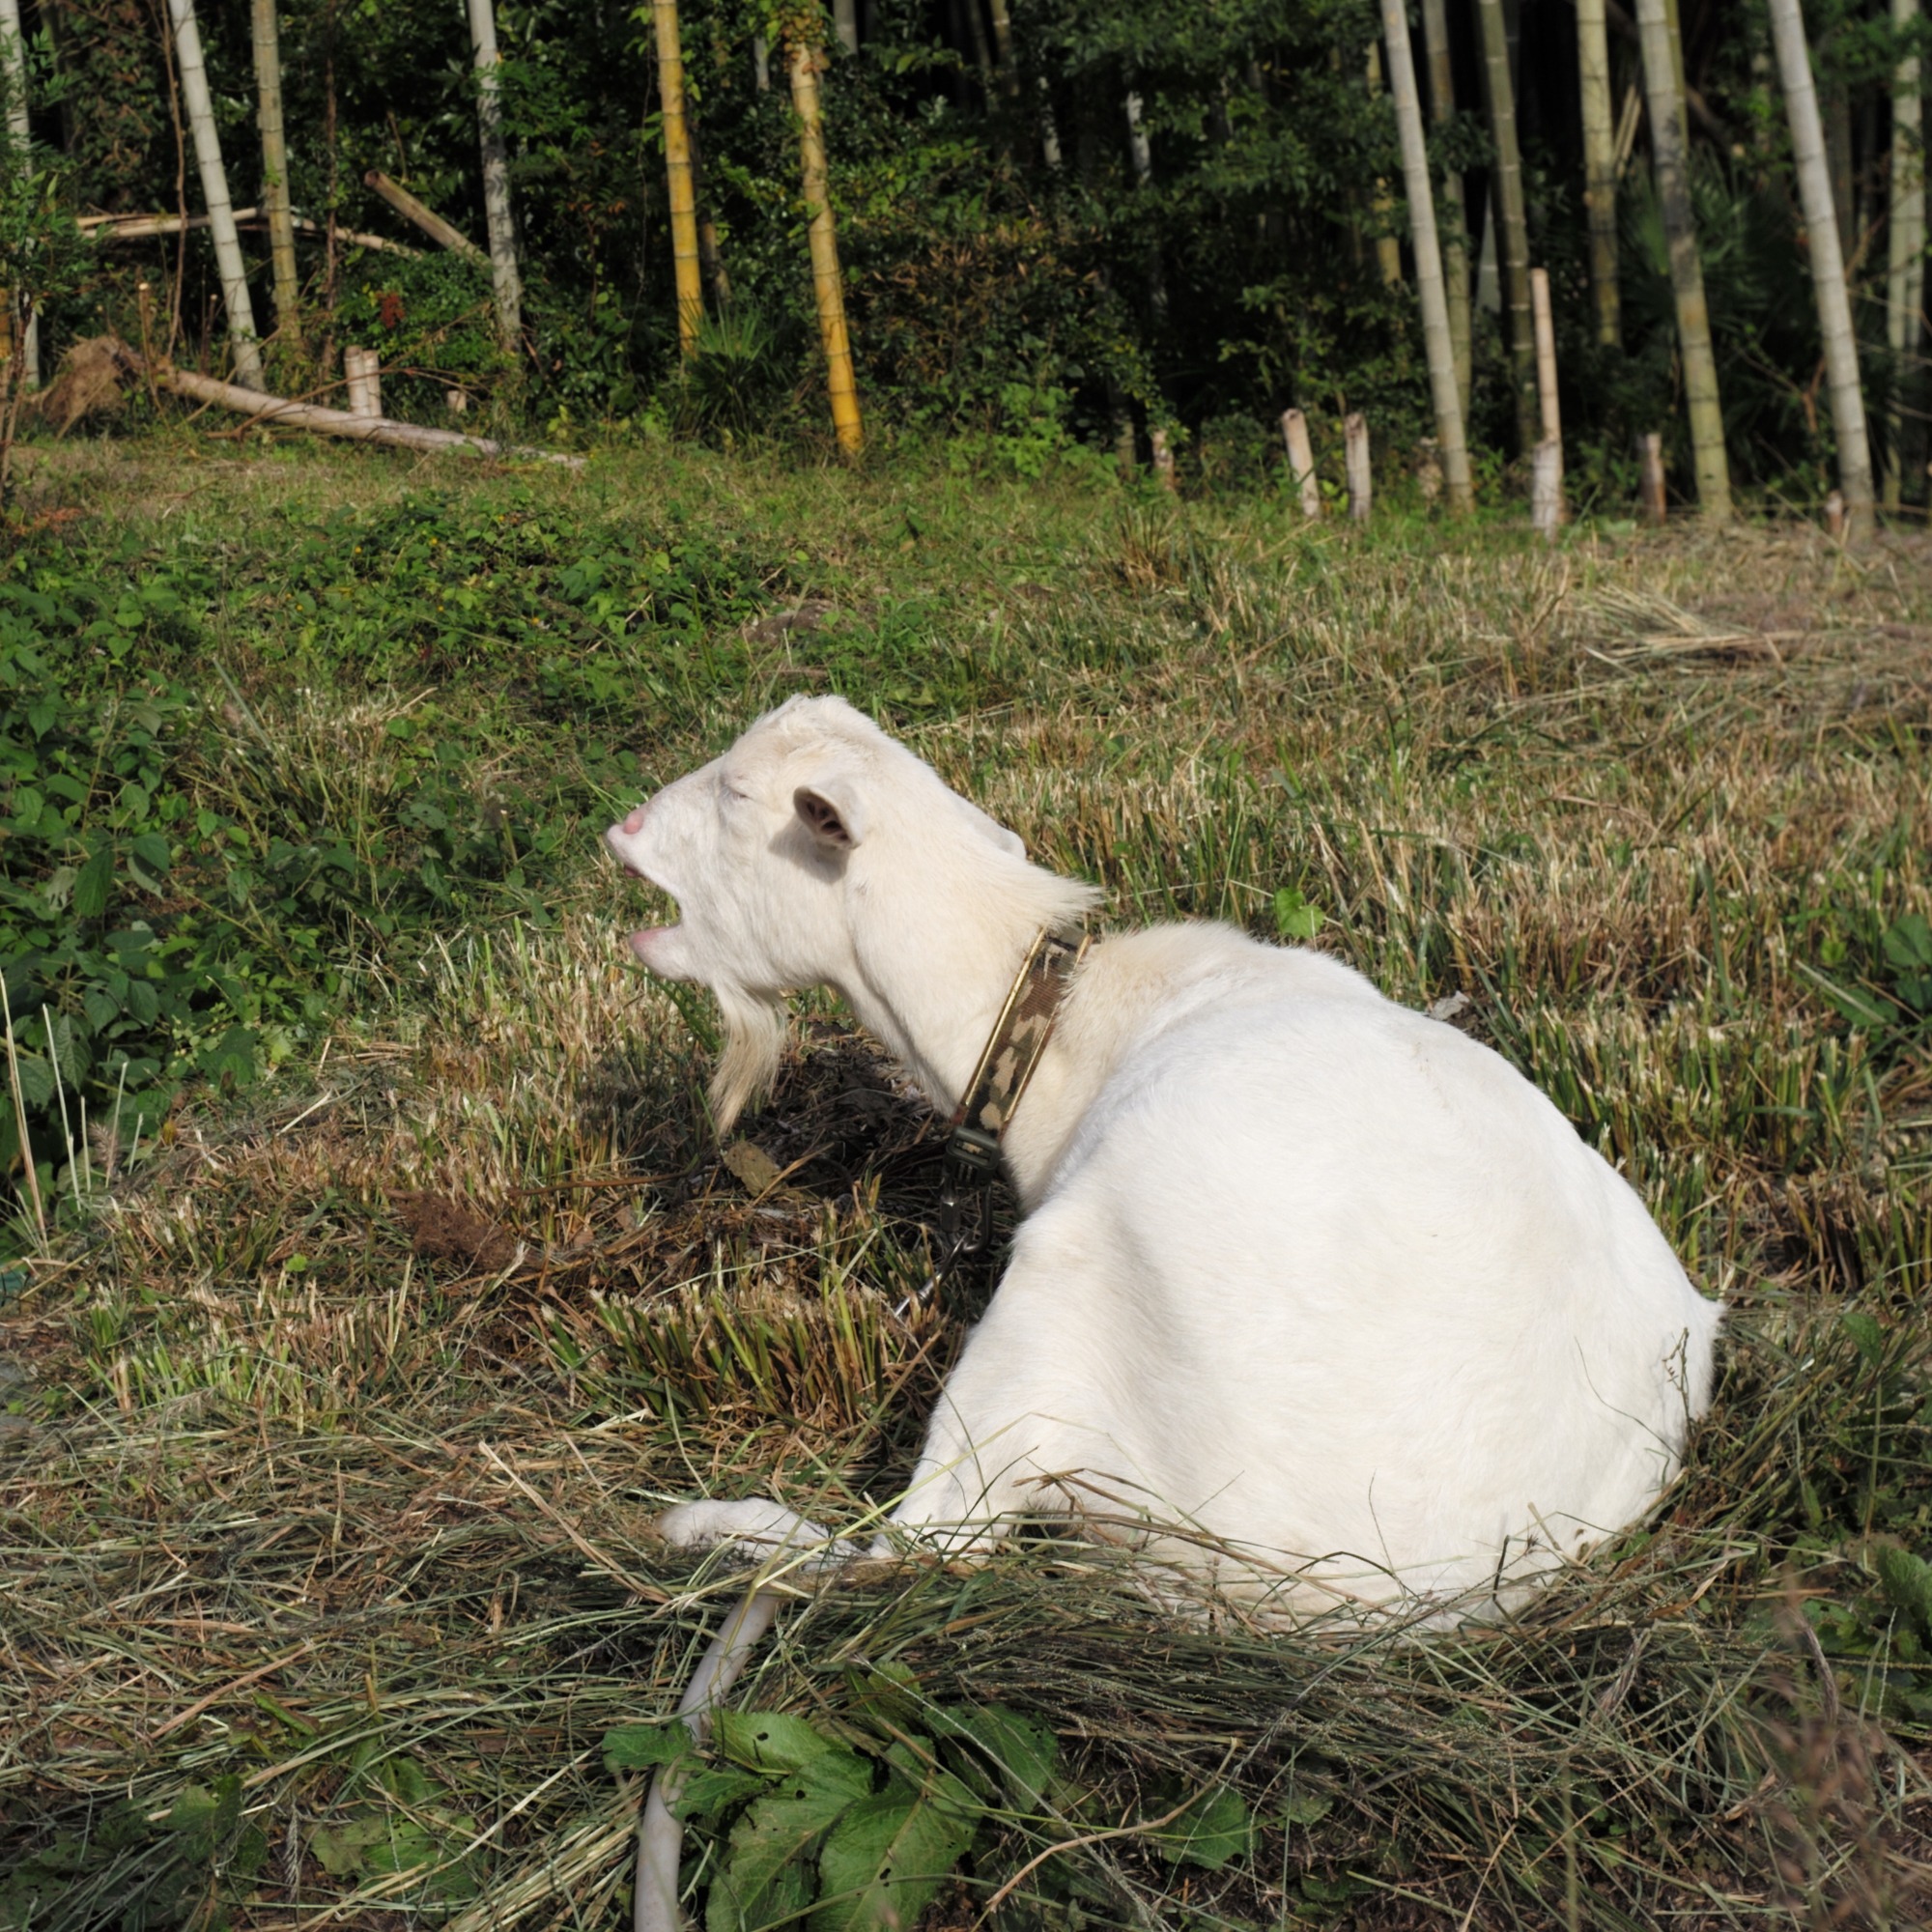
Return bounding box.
[3,440,1931,1929]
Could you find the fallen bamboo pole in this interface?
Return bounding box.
[84,208,417,255]
[120,350,583,467]
[362,171,488,265]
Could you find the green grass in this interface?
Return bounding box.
[2,431,1930,1930]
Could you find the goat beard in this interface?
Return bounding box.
[709,984,786,1136]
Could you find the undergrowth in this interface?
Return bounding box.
[1,435,1929,1930]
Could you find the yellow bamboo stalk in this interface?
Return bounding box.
[651,0,703,356]
[787,28,863,457]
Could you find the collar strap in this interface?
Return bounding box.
[946,926,1089,1175]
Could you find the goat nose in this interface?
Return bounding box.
[622,804,647,836]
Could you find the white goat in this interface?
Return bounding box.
[606,695,1719,1926]
[609,695,1719,1605]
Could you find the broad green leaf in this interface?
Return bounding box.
[931,1705,1058,1811]
[717,1710,842,1776]
[707,1750,872,1932]
[1273,886,1322,942]
[810,1771,979,1932]
[671,1766,769,1824]
[1882,914,1932,973]
[1793,960,1895,1031]
[1840,1310,1886,1370]
[848,1662,923,1732]
[311,1816,386,1875]
[604,1719,698,1772]
[1877,1546,1932,1640]
[71,842,114,920]
[1147,1782,1252,1871]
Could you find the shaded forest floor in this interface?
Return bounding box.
[3,435,1932,1929]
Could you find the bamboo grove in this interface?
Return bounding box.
[8,0,1932,521]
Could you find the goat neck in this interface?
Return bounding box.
[830,828,1095,1204]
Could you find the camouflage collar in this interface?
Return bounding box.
[945,925,1090,1177]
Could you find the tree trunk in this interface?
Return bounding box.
[1474,0,1537,452]
[249,0,300,355]
[1635,0,1730,518]
[651,0,703,355]
[0,0,36,385]
[1380,0,1473,512]
[1366,43,1405,287]
[1887,0,1923,508]
[1418,0,1471,408]
[166,0,264,388]
[786,32,863,457]
[363,171,484,261]
[1769,0,1876,539]
[1577,0,1621,345]
[987,0,1016,90]
[466,0,523,350]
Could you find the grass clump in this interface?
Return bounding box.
[1,437,1929,1929]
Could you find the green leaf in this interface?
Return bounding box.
[707,1750,872,1932]
[931,1705,1058,1811]
[71,841,114,920]
[1882,914,1932,974]
[810,1771,979,1932]
[1272,886,1322,943]
[1793,960,1896,1031]
[1840,1310,1887,1370]
[1876,1546,1932,1640]
[672,1767,770,1824]
[604,1719,698,1772]
[311,1817,386,1876]
[1147,1783,1252,1871]
[717,1710,843,1776]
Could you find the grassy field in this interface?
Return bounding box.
[3,435,1931,1931]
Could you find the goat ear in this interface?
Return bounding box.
[793,781,866,850]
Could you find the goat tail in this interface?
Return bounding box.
[634,1586,782,1932]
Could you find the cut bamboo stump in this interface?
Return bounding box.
[1825,490,1847,539]
[1529,268,1564,531]
[119,350,582,467]
[1344,414,1372,523]
[1151,427,1177,493]
[363,171,487,265]
[1282,410,1321,518]
[343,347,381,419]
[1639,433,1667,523]
[1531,440,1563,541]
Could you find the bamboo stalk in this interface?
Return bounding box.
[1768,0,1875,540]
[1474,0,1538,453]
[1530,268,1561,445]
[363,172,485,263]
[0,0,37,386]
[1577,0,1621,345]
[1282,409,1321,518]
[1366,43,1405,288]
[787,32,863,457]
[128,350,583,464]
[1639,431,1667,521]
[87,206,416,255]
[343,346,379,417]
[1531,438,1563,539]
[832,0,858,56]
[1345,413,1372,523]
[1418,0,1471,409]
[1887,0,1923,509]
[250,0,300,353]
[166,0,264,388]
[1381,0,1473,514]
[466,0,523,349]
[1635,0,1730,519]
[651,0,703,356]
[1151,427,1176,492]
